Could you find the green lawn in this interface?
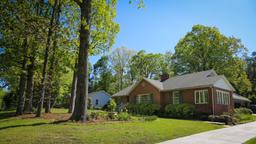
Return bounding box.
[235,114,256,124]
[0,109,223,144]
[244,137,256,144]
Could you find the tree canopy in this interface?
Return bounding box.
[173,24,252,95]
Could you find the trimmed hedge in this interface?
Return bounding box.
[126,103,161,115]
[165,103,195,118]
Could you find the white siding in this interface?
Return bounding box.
[89,92,111,108]
[213,79,232,91]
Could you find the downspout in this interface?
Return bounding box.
[211,86,215,116]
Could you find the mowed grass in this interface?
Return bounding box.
[0,109,223,144]
[244,137,256,144]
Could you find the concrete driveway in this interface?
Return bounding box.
[160,122,256,144]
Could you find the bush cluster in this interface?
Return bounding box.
[208,114,234,125]
[88,111,108,120]
[126,103,160,115]
[117,112,131,121]
[165,104,195,118]
[234,108,253,115]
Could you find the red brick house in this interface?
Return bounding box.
[112,70,236,115]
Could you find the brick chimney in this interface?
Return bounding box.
[160,73,169,82]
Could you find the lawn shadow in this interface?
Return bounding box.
[51,119,70,124]
[0,111,16,120]
[0,122,48,130]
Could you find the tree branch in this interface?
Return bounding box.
[74,0,82,5]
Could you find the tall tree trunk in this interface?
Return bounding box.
[45,58,54,113]
[70,0,91,122]
[16,38,28,115]
[24,56,35,113]
[45,13,61,113]
[68,66,77,113]
[36,0,58,117]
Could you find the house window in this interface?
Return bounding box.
[172,91,181,104]
[194,89,208,104]
[217,90,230,105]
[95,99,99,105]
[136,93,153,104]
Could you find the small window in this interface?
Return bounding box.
[172,91,181,104]
[194,89,208,104]
[136,94,153,104]
[216,90,230,105]
[95,99,99,105]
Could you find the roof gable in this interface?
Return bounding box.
[213,76,235,91]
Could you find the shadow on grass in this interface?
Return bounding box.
[0,119,70,131]
[0,122,48,130]
[0,111,16,120]
[51,119,69,124]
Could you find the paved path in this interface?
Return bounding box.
[160,122,256,144]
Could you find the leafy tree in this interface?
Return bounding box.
[173,24,252,95]
[246,52,256,103]
[129,50,167,80]
[109,47,135,90]
[92,56,113,93]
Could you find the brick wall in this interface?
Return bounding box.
[129,79,161,104]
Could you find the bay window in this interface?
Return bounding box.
[217,90,230,105]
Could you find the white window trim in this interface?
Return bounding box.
[194,89,209,104]
[216,90,230,105]
[172,91,180,104]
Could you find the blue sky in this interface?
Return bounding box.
[90,0,256,64]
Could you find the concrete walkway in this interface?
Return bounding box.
[160,122,256,144]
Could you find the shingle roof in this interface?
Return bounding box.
[233,93,251,102]
[89,90,111,97]
[112,70,235,97]
[112,84,136,97]
[162,70,220,91]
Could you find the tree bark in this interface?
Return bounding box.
[16,38,28,115]
[70,0,91,122]
[45,3,61,113]
[24,56,35,113]
[68,60,78,113]
[36,0,58,117]
[68,65,77,113]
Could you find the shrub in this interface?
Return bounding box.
[89,111,107,120]
[208,115,234,125]
[142,115,158,121]
[90,111,100,120]
[107,99,116,112]
[165,103,195,118]
[235,108,253,115]
[117,112,131,121]
[108,112,118,120]
[87,98,93,109]
[126,103,161,115]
